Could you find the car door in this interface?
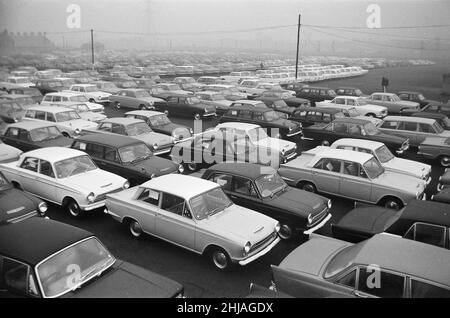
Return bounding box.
[311,158,341,194]
[1,127,24,150]
[35,159,60,203]
[114,91,128,106]
[132,187,159,234]
[154,192,196,250]
[339,161,372,201]
[397,121,420,145]
[403,222,447,249]
[125,91,139,109]
[0,256,40,298]
[16,157,41,195]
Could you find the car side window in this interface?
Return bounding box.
[98,122,112,132]
[39,160,55,178]
[20,157,39,172]
[233,176,257,197]
[86,143,104,159]
[5,127,19,138]
[410,280,450,298]
[380,121,398,129]
[343,161,361,177]
[357,267,405,298]
[209,173,232,191]
[418,123,434,133]
[46,113,56,122]
[335,268,357,289]
[161,193,185,216]
[400,121,418,132]
[240,110,253,119]
[316,158,341,173]
[104,147,120,163]
[137,188,160,206]
[348,124,362,135]
[332,123,348,133]
[323,113,332,123]
[112,124,126,135]
[35,111,46,120]
[403,223,447,248]
[1,257,38,297]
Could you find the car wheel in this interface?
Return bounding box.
[210,248,231,271]
[299,182,317,193]
[66,199,84,218]
[383,197,403,210]
[279,223,294,240]
[129,220,143,238]
[187,163,198,171]
[321,140,330,146]
[194,113,201,120]
[114,102,120,109]
[366,113,376,118]
[89,98,95,103]
[439,156,450,167]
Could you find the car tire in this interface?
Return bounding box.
[66,199,84,218]
[299,181,317,193]
[210,247,231,271]
[279,223,294,240]
[439,155,450,167]
[114,102,120,109]
[187,163,198,171]
[382,197,403,210]
[129,220,143,238]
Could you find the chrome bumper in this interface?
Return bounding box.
[238,236,281,266]
[304,213,332,235]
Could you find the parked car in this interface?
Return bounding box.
[4,86,42,104]
[134,78,157,89]
[271,233,450,298]
[0,171,47,225]
[33,79,64,95]
[173,76,204,92]
[81,117,174,156]
[418,136,450,167]
[6,76,34,88]
[398,91,440,108]
[0,217,184,297]
[332,200,450,249]
[255,90,310,108]
[109,89,164,110]
[410,112,450,130]
[335,87,368,97]
[105,174,281,270]
[62,103,107,123]
[41,92,104,113]
[379,116,450,147]
[153,94,216,120]
[402,103,450,117]
[277,147,426,209]
[219,105,302,139]
[22,106,98,137]
[329,139,431,183]
[71,134,181,186]
[280,82,309,95]
[0,138,22,163]
[431,187,450,204]
[201,163,331,240]
[153,83,192,96]
[1,121,72,152]
[295,86,337,106]
[91,81,121,94]
[289,107,351,127]
[317,96,388,118]
[67,84,111,104]
[436,168,450,191]
[303,117,410,155]
[0,94,36,109]
[203,84,247,100]
[212,122,297,163]
[0,100,26,123]
[366,93,420,114]
[0,147,129,218]
[195,91,233,115]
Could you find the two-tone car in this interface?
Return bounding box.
[366,92,420,114]
[270,233,450,298]
[105,174,281,270]
[67,84,111,104]
[254,90,310,108]
[71,134,182,186]
[201,163,331,240]
[153,93,216,120]
[0,217,184,297]
[329,139,431,184]
[109,89,164,110]
[62,102,107,123]
[195,91,233,115]
[0,147,129,218]
[277,147,426,210]
[40,92,105,114]
[316,96,388,119]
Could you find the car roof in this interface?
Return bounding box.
[6,121,58,130]
[75,133,143,148]
[400,200,450,227]
[333,117,372,125]
[216,122,260,130]
[332,138,384,149]
[384,116,436,124]
[233,100,266,105]
[411,112,447,119]
[227,104,271,112]
[45,91,83,97]
[310,148,373,163]
[207,162,276,180]
[125,110,165,117]
[0,217,93,265]
[141,174,219,200]
[335,95,360,100]
[26,105,74,113]
[20,147,88,162]
[296,106,344,114]
[102,117,145,125]
[0,94,31,99]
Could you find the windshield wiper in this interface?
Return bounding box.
[73,259,114,290]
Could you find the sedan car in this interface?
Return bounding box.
[332,200,450,249]
[201,163,331,240]
[105,174,281,271]
[316,96,387,118]
[153,94,216,120]
[0,171,47,225]
[195,91,233,115]
[6,86,43,104]
[410,112,450,130]
[277,147,426,210]
[255,90,310,108]
[0,147,129,218]
[63,103,107,123]
[0,138,22,163]
[366,92,420,114]
[109,89,164,110]
[398,91,440,108]
[418,137,450,167]
[71,134,182,186]
[0,100,26,123]
[271,233,450,298]
[0,217,184,297]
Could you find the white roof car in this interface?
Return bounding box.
[317,96,388,118]
[68,84,111,103]
[42,91,104,113]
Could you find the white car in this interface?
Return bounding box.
[316,96,388,118]
[67,84,111,103]
[6,76,34,88]
[0,140,22,163]
[63,103,107,123]
[41,92,105,113]
[330,138,432,184]
[213,122,297,163]
[0,147,129,218]
[22,106,98,137]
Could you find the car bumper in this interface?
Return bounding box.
[303,213,332,235]
[203,112,217,118]
[281,151,297,163]
[153,147,172,156]
[286,130,302,138]
[80,200,106,211]
[237,236,281,266]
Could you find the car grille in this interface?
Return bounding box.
[309,206,328,227]
[249,231,277,254]
[94,188,124,203]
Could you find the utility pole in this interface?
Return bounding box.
[90,29,94,70]
[295,14,301,80]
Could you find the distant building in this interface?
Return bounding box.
[81,42,105,53]
[0,29,55,53]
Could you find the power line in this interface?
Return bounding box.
[303,23,450,30]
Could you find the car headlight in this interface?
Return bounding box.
[75,128,81,135]
[87,192,95,203]
[153,142,159,150]
[327,199,332,209]
[178,164,184,173]
[289,126,293,132]
[275,222,281,233]
[123,181,130,189]
[244,241,252,255]
[38,202,48,215]
[307,213,313,224]
[281,148,286,155]
[189,128,194,134]
[150,173,156,179]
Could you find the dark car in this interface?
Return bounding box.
[5,87,42,104]
[401,103,450,117]
[201,162,331,240]
[295,86,337,106]
[218,105,302,139]
[0,94,36,110]
[410,112,450,130]
[335,87,368,98]
[398,91,439,108]
[431,187,450,204]
[32,79,64,95]
[0,171,47,225]
[0,100,26,123]
[289,107,348,127]
[0,217,184,298]
[303,117,410,155]
[125,110,193,142]
[153,93,216,120]
[71,134,181,186]
[91,81,121,95]
[1,121,72,152]
[280,82,309,95]
[255,90,310,108]
[436,169,450,192]
[331,200,450,249]
[260,99,296,116]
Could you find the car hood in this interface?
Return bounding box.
[276,234,352,276]
[384,157,431,179]
[0,187,37,223]
[85,102,104,111]
[398,100,420,108]
[62,169,125,195]
[62,119,98,130]
[131,156,178,176]
[79,112,107,122]
[34,136,73,148]
[0,144,22,162]
[256,137,296,152]
[68,260,183,298]
[133,132,174,147]
[267,188,327,217]
[201,204,277,244]
[372,171,426,194]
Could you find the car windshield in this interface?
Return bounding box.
[375,145,394,163]
[248,127,269,141]
[433,121,445,134]
[263,110,282,122]
[126,123,152,136]
[417,94,425,101]
[36,237,115,298]
[148,114,171,126]
[442,116,450,127]
[392,95,401,102]
[135,90,151,98]
[363,122,379,135]
[354,89,363,96]
[190,187,233,220]
[54,155,97,178]
[119,143,152,163]
[84,86,98,93]
[30,126,62,141]
[186,97,201,104]
[255,172,287,198]
[273,100,288,108]
[69,95,88,102]
[363,157,385,179]
[55,111,81,122]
